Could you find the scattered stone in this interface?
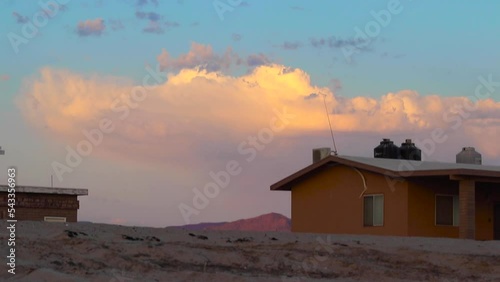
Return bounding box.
[333,242,348,247]
[197,235,208,240]
[234,237,253,243]
[64,230,87,238]
[122,235,144,241]
[188,233,208,240]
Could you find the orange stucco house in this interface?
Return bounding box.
[271,154,500,240]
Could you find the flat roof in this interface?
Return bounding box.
[271,155,500,191]
[0,185,88,196]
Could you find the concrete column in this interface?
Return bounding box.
[459,180,475,239]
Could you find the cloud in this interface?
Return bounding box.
[304,93,318,100]
[18,47,500,167]
[143,21,164,34]
[246,53,271,67]
[135,11,161,21]
[278,41,302,50]
[76,18,105,37]
[12,12,29,24]
[328,78,342,92]
[277,37,368,51]
[156,42,275,72]
[290,6,304,11]
[157,42,242,72]
[164,20,180,28]
[135,11,178,34]
[309,36,368,49]
[0,74,10,81]
[17,64,334,164]
[136,0,158,7]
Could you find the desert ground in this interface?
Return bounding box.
[0,221,499,281]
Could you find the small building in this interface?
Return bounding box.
[271,153,500,240]
[0,185,88,222]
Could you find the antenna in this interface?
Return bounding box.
[322,94,338,155]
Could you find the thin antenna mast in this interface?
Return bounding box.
[322,94,338,155]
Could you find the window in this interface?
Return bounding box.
[435,195,459,226]
[44,216,66,223]
[364,195,384,226]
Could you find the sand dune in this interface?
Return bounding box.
[1,221,499,281]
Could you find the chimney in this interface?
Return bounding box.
[313,148,331,163]
[456,147,482,165]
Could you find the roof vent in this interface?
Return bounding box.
[374,138,400,159]
[313,148,331,163]
[456,147,482,165]
[400,139,422,161]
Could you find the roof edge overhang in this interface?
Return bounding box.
[270,156,500,191]
[270,156,337,191]
[0,185,89,196]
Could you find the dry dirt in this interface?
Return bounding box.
[0,221,499,281]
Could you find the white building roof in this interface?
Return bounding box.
[338,155,500,173]
[0,185,88,196]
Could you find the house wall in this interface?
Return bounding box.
[407,178,459,238]
[291,165,409,236]
[407,180,500,240]
[0,193,79,222]
[475,183,500,240]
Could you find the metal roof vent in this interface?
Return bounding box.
[456,147,482,165]
[313,148,331,163]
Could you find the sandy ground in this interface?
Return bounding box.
[0,221,499,281]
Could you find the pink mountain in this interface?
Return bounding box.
[173,213,291,232]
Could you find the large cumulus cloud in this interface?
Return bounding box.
[17,44,500,165]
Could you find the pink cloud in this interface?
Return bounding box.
[0,74,10,81]
[17,47,500,167]
[157,42,241,72]
[76,18,105,37]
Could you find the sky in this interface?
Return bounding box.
[1,0,500,227]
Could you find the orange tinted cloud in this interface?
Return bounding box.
[18,49,500,162]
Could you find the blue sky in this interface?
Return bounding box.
[1,0,500,227]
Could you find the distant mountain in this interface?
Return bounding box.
[171,213,291,232]
[170,222,227,231]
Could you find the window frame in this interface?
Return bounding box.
[44,216,67,223]
[363,194,384,227]
[435,194,459,227]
